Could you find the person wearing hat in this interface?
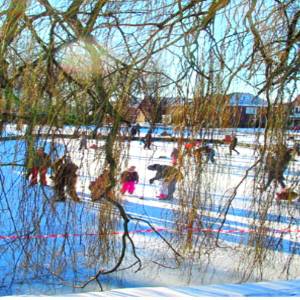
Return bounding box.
[120,166,139,195]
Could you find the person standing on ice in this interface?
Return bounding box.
[89,169,112,201]
[79,132,87,150]
[229,134,239,155]
[143,130,152,150]
[136,123,141,137]
[171,148,179,165]
[120,166,139,195]
[148,164,183,200]
[52,155,80,202]
[130,125,137,138]
[28,147,51,186]
[262,146,293,191]
[205,144,216,163]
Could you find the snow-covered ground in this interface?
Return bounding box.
[67,277,300,297]
[0,125,300,296]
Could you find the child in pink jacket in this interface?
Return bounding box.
[120,166,139,195]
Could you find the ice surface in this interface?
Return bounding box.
[0,125,300,296]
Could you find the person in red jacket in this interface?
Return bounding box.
[28,147,51,186]
[120,166,139,195]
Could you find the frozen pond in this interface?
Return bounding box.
[0,126,300,296]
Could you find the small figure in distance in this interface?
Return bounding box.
[229,134,240,155]
[130,125,137,138]
[143,130,152,150]
[136,123,141,137]
[171,147,179,165]
[204,144,216,163]
[79,132,88,151]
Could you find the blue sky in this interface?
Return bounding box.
[2,0,298,102]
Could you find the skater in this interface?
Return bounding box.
[205,144,216,163]
[262,146,293,191]
[136,123,141,137]
[171,148,179,165]
[28,147,51,186]
[79,132,87,150]
[52,155,80,202]
[184,142,194,156]
[229,134,239,155]
[143,130,152,150]
[148,164,183,200]
[89,169,112,201]
[130,125,137,138]
[49,135,59,160]
[120,166,139,195]
[192,142,206,164]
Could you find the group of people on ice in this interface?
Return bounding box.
[27,128,298,203]
[27,145,182,203]
[27,147,80,202]
[90,163,183,201]
[170,134,240,166]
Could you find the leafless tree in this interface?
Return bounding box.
[0,0,299,294]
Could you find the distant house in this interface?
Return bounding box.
[137,98,155,123]
[121,96,167,124]
[121,105,147,124]
[122,93,269,128]
[135,96,180,124]
[164,93,268,128]
[228,93,268,127]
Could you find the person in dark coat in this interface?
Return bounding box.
[52,155,80,202]
[28,147,51,186]
[79,132,87,150]
[130,126,137,138]
[204,145,216,163]
[144,130,152,150]
[136,123,141,137]
[229,135,239,155]
[148,164,183,200]
[262,147,293,191]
